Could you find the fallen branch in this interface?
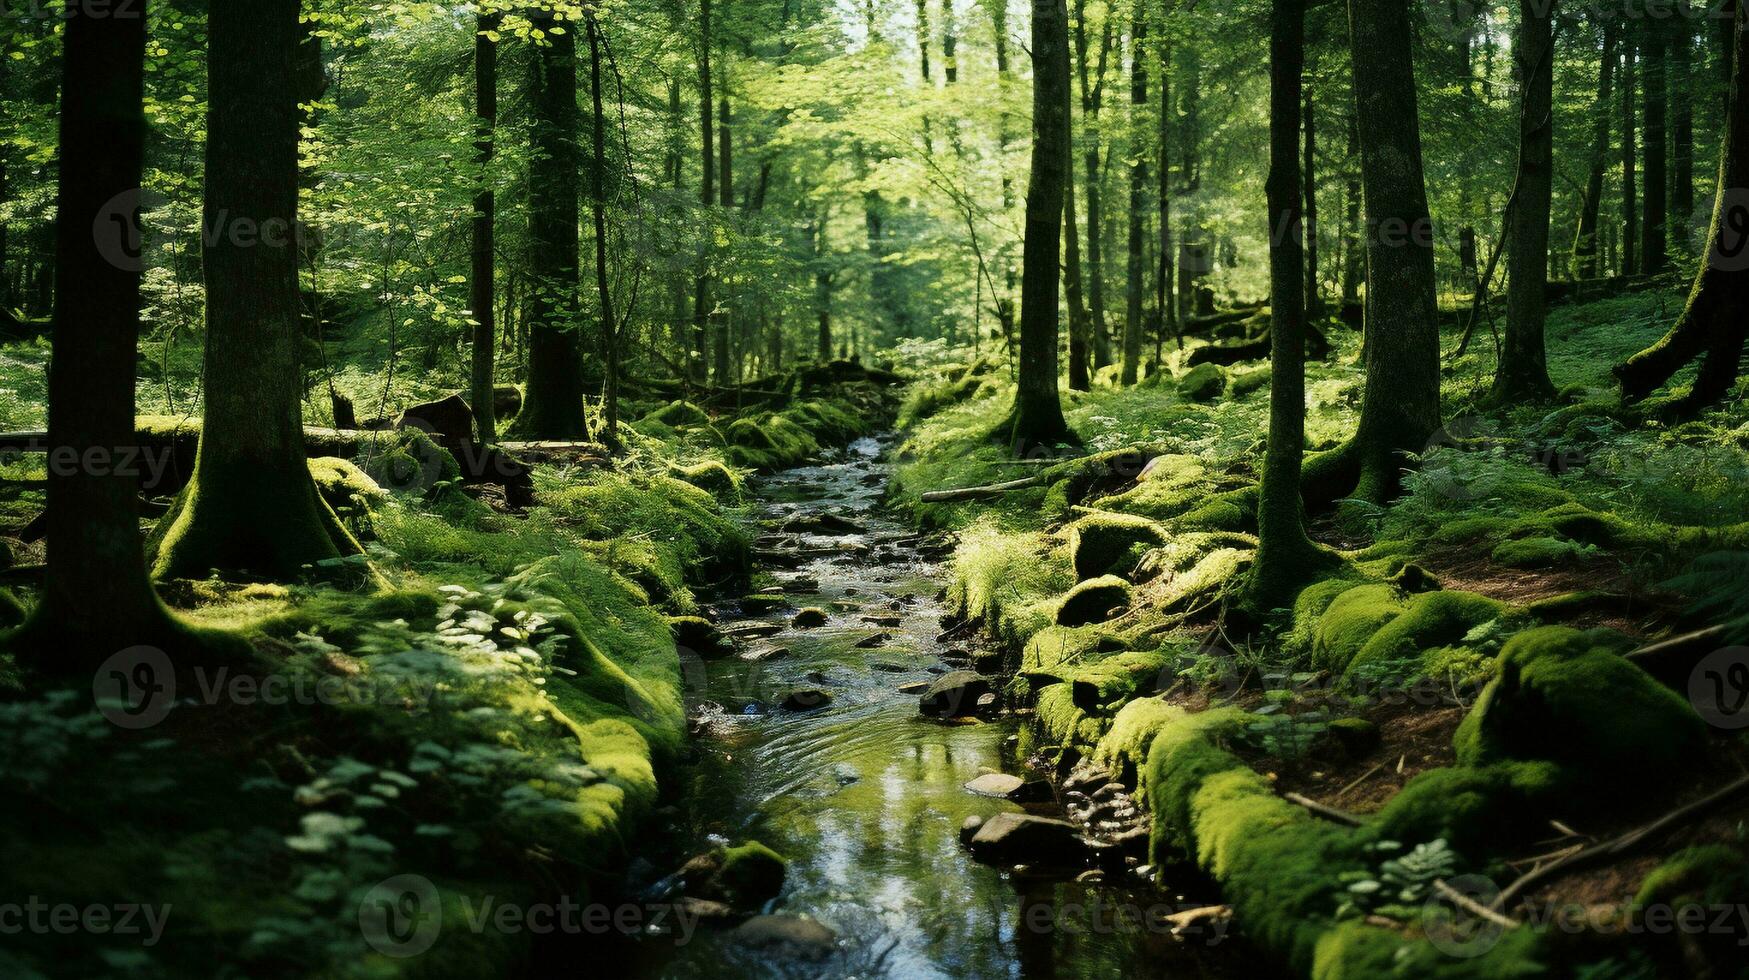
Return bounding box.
[1333,762,1387,802]
[919,475,1045,503]
[1284,791,1365,826]
[1433,879,1520,929]
[1491,773,1749,911]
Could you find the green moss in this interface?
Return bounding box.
[0,589,25,629]
[1309,584,1405,673]
[949,519,1072,648]
[360,428,462,493]
[1344,590,1506,678]
[1178,362,1227,401]
[1094,698,1184,789]
[1056,575,1131,627]
[1635,844,1749,909]
[1173,486,1258,533]
[1454,626,1707,789]
[644,400,710,428]
[1368,761,1561,858]
[1490,536,1588,569]
[1067,512,1168,581]
[308,456,386,519]
[717,840,788,907]
[1230,367,1271,397]
[1020,624,1115,682]
[1035,681,1109,749]
[672,460,745,503]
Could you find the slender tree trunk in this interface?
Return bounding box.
[1073,0,1113,369]
[1492,0,1558,404]
[511,11,588,438]
[1303,80,1322,320]
[1641,18,1669,273]
[1176,45,1209,319]
[1010,0,1076,453]
[1622,32,1639,276]
[1672,18,1696,250]
[1120,11,1147,386]
[1305,0,1441,505]
[470,12,499,443]
[715,42,734,384]
[1248,0,1327,612]
[154,0,363,580]
[1575,16,1617,280]
[1342,111,1362,307]
[1615,0,1749,410]
[10,0,192,665]
[1157,34,1176,351]
[695,0,715,383]
[1065,151,1093,390]
[586,15,618,446]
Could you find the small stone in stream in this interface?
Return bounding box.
[963,772,1025,798]
[674,896,735,921]
[781,689,834,711]
[861,615,902,627]
[966,812,1083,865]
[790,607,829,628]
[918,670,993,717]
[725,623,784,639]
[959,815,985,846]
[742,647,790,663]
[854,633,890,649]
[888,600,904,610]
[975,692,998,713]
[729,915,838,959]
[897,681,929,695]
[870,662,908,673]
[741,594,788,615]
[843,587,859,596]
[803,671,834,685]
[925,665,948,674]
[781,577,820,592]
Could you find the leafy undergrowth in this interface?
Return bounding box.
[0,371,897,978]
[899,290,1749,978]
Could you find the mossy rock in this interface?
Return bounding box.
[1344,589,1506,678]
[669,615,732,657]
[716,841,787,908]
[308,456,386,513]
[672,460,744,503]
[358,428,461,494]
[1229,367,1271,397]
[644,400,711,428]
[791,607,829,628]
[1056,576,1131,627]
[1177,362,1227,402]
[1454,626,1708,788]
[1067,513,1168,581]
[1310,584,1406,672]
[1491,535,1587,569]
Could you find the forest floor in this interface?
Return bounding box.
[2,288,1748,979]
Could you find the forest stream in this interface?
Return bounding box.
[592,436,1257,979]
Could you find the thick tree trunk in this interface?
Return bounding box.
[10,0,190,665]
[512,12,588,438]
[1614,0,1749,410]
[1010,0,1076,453]
[1492,0,1558,404]
[1575,16,1616,279]
[1248,0,1328,612]
[1641,18,1669,273]
[1306,0,1441,505]
[470,13,499,444]
[154,0,362,581]
[1121,12,1147,386]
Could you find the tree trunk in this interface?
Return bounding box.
[695,0,715,384]
[154,0,364,580]
[470,12,499,443]
[586,15,618,446]
[1303,80,1322,321]
[1622,32,1639,275]
[512,11,588,438]
[715,48,734,384]
[1614,0,1749,410]
[1120,11,1147,386]
[1010,0,1076,453]
[1065,152,1093,390]
[11,0,192,666]
[1305,0,1441,505]
[1157,34,1176,351]
[1248,0,1328,612]
[1074,0,1113,370]
[1641,18,1669,273]
[1342,111,1363,307]
[1492,0,1558,404]
[1672,18,1696,249]
[1574,16,1617,279]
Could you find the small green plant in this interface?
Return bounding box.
[1335,838,1458,921]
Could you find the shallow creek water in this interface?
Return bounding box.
[621,436,1256,978]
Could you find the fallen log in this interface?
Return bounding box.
[918,475,1046,503]
[1624,623,1737,691]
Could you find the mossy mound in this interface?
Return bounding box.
[949,519,1072,649]
[1067,512,1168,581]
[1056,575,1131,627]
[308,456,386,514]
[1454,626,1707,789]
[1490,535,1589,569]
[358,428,461,495]
[672,460,745,503]
[644,400,711,428]
[724,413,821,471]
[713,840,788,908]
[1303,582,1505,679]
[1178,362,1227,402]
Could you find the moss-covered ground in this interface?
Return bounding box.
[892,290,1749,978]
[0,365,891,978]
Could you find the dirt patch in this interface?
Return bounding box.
[1418,546,1675,636]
